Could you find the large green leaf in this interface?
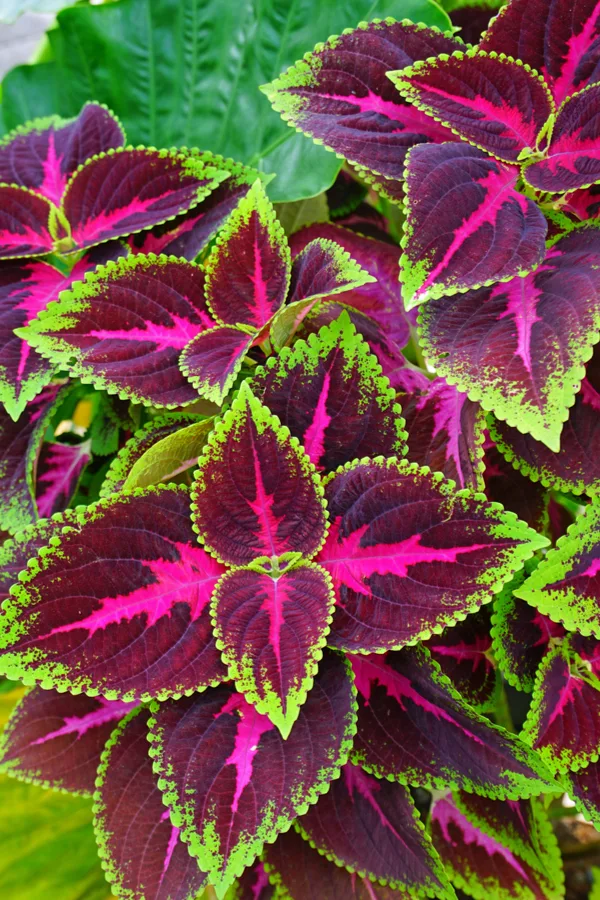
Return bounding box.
[0,0,450,201]
[0,775,109,900]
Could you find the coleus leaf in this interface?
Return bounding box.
[0,103,125,205]
[400,376,486,491]
[562,759,600,828]
[252,313,407,472]
[0,485,228,700]
[523,83,600,192]
[430,794,564,900]
[61,148,230,251]
[418,227,600,450]
[401,142,547,308]
[121,418,214,492]
[288,223,411,351]
[0,687,134,795]
[127,159,259,260]
[204,180,291,329]
[296,761,453,898]
[264,825,416,899]
[514,497,600,638]
[448,3,501,46]
[191,382,328,566]
[488,347,600,495]
[94,707,208,900]
[425,607,498,712]
[179,325,256,405]
[18,254,212,408]
[230,863,275,900]
[320,458,548,654]
[212,561,334,738]
[480,0,600,106]
[35,440,91,519]
[389,51,554,164]
[262,19,461,183]
[0,185,55,260]
[484,443,549,534]
[0,512,79,603]
[147,649,357,895]
[0,242,127,420]
[100,413,203,497]
[491,564,564,693]
[350,647,556,798]
[522,634,600,771]
[0,381,72,533]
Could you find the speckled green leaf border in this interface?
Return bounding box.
[211,560,336,738]
[17,252,206,409]
[514,497,600,638]
[351,645,557,800]
[254,310,408,460]
[0,483,226,702]
[490,560,540,693]
[294,779,453,899]
[191,381,329,565]
[99,413,204,498]
[146,651,358,896]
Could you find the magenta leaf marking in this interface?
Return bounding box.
[390,51,554,164]
[0,185,54,260]
[147,650,356,895]
[480,0,600,105]
[35,439,91,518]
[401,143,547,307]
[0,487,228,700]
[191,383,327,566]
[263,19,462,182]
[212,563,334,737]
[94,708,209,900]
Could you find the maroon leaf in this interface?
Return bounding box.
[147,649,357,894]
[390,51,554,164]
[491,565,565,693]
[319,458,547,654]
[430,794,563,900]
[0,185,54,260]
[401,143,547,308]
[204,180,290,329]
[0,486,228,700]
[0,381,71,533]
[252,312,406,473]
[524,84,600,192]
[0,687,134,795]
[289,223,411,350]
[0,103,125,205]
[480,0,600,106]
[564,759,600,826]
[191,383,327,566]
[296,762,452,896]
[179,325,255,404]
[400,377,486,491]
[94,707,208,900]
[0,513,78,603]
[35,439,91,518]
[62,148,229,251]
[19,255,213,408]
[233,863,275,900]
[449,4,499,45]
[488,348,600,495]
[350,647,556,798]
[522,635,600,772]
[0,243,127,419]
[484,443,549,534]
[212,562,334,737]
[127,162,258,260]
[263,20,461,182]
[426,607,498,712]
[265,826,411,899]
[418,228,600,450]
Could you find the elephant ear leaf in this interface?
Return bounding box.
[147,650,357,896]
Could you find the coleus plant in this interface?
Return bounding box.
[2,0,600,896]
